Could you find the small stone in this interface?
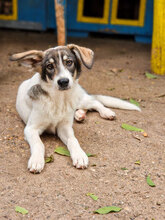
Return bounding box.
[143,132,148,137]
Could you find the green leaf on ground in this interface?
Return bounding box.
[129,98,140,107]
[121,123,144,132]
[86,153,96,157]
[94,206,122,214]
[15,206,28,215]
[106,88,115,91]
[45,155,54,163]
[145,72,157,79]
[86,193,98,201]
[54,147,70,156]
[95,121,100,124]
[135,160,141,165]
[147,176,156,187]
[54,146,95,157]
[121,167,128,170]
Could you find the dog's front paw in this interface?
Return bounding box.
[75,109,86,122]
[28,154,45,173]
[71,149,88,169]
[100,108,116,120]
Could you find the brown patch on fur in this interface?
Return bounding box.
[41,48,80,81]
[10,45,93,82]
[28,84,48,100]
[67,44,94,69]
[10,50,44,68]
[73,69,77,80]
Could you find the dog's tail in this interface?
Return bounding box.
[93,95,141,111]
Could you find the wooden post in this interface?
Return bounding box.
[54,0,66,46]
[151,0,165,75]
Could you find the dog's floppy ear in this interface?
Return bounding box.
[67,44,94,69]
[10,50,44,68]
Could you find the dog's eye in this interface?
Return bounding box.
[47,64,54,70]
[66,60,73,67]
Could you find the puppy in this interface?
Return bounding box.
[10,44,140,173]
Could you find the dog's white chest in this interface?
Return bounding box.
[37,92,76,133]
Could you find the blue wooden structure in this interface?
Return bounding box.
[0,0,153,43]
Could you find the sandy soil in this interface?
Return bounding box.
[0,30,165,220]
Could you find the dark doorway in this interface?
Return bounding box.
[0,0,13,15]
[117,0,140,20]
[83,0,105,18]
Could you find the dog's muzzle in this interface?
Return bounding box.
[57,78,69,90]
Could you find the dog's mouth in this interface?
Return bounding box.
[58,86,70,91]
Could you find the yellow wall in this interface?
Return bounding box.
[151,0,165,75]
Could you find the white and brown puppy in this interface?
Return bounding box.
[10,44,140,173]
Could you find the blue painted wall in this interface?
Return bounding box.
[0,0,153,43]
[18,0,47,29]
[66,0,153,42]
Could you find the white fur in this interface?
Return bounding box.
[52,52,74,90]
[74,109,87,121]
[16,70,140,173]
[15,46,141,173]
[17,71,89,172]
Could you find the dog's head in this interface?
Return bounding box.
[10,44,94,90]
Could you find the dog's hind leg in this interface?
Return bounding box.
[74,109,87,122]
[57,122,88,169]
[75,94,116,121]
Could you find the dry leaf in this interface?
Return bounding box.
[132,134,142,141]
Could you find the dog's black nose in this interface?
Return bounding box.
[57,78,69,89]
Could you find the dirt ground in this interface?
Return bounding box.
[0,30,165,220]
